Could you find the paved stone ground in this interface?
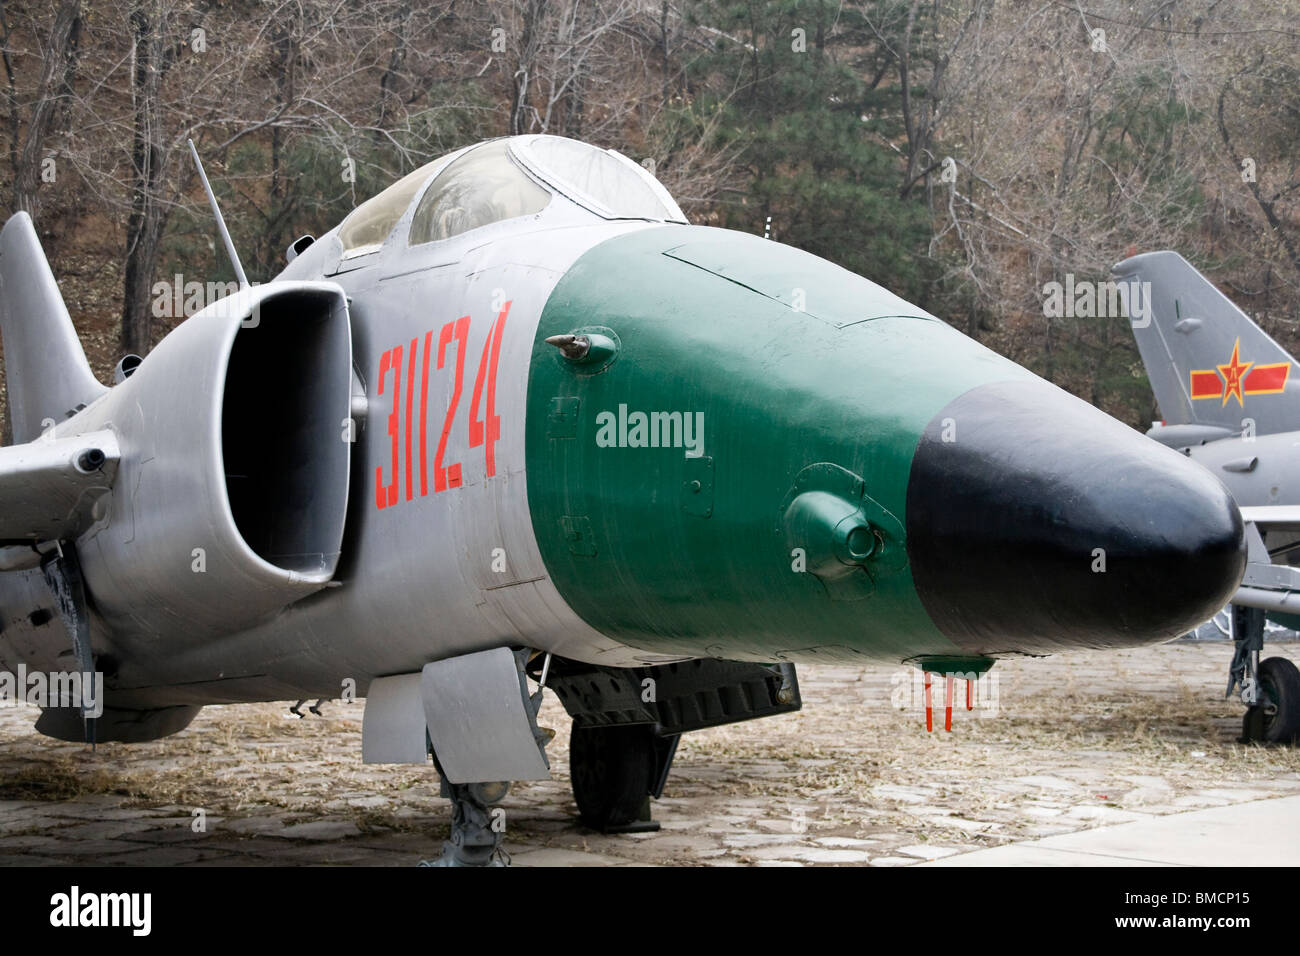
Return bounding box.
[0,641,1297,866]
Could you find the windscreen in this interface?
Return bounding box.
[408,141,551,245]
[512,136,685,221]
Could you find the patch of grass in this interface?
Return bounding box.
[0,762,107,800]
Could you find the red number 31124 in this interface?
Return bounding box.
[375,302,509,510]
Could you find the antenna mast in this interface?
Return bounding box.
[187,138,250,290]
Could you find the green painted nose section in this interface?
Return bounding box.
[523,225,1242,664]
[524,225,1026,664]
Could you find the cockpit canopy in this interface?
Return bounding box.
[336,135,685,259]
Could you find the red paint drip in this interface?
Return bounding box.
[944,675,954,731]
[923,671,933,732]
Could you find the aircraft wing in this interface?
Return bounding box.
[1239,506,1300,531]
[0,428,119,543]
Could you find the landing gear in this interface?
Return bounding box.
[538,658,800,832]
[419,779,511,867]
[570,724,677,833]
[1241,657,1300,744]
[1231,603,1300,744]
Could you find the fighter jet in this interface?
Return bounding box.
[0,136,1245,865]
[1115,250,1300,743]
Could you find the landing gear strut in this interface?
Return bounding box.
[420,778,511,867]
[412,646,554,866]
[1231,604,1300,743]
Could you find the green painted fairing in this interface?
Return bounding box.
[525,225,1036,663]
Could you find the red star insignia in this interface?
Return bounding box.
[1218,339,1253,407]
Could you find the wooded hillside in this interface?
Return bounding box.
[2,0,1297,430]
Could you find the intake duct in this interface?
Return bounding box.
[73,281,353,639]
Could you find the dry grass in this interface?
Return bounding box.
[0,642,1296,863]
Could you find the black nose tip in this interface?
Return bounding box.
[905,380,1246,653]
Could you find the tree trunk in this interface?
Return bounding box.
[10,0,81,216]
[121,2,169,356]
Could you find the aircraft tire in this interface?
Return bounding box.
[569,723,655,831]
[1243,657,1300,744]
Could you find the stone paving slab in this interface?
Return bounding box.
[922,794,1300,866]
[0,643,1295,865]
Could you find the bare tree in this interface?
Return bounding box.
[1,0,81,217]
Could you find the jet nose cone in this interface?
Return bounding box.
[905,381,1245,653]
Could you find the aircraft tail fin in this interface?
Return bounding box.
[0,212,106,444]
[1113,250,1300,437]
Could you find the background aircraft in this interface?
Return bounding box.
[1116,250,1300,743]
[0,136,1246,865]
